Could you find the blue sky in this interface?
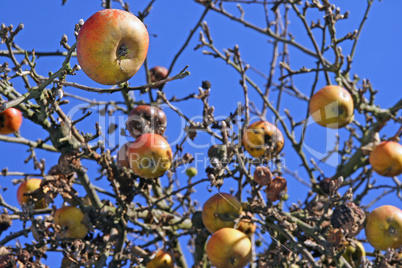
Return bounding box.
[1,0,402,266]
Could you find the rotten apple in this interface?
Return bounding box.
[126,105,167,139]
[242,120,284,159]
[149,66,169,89]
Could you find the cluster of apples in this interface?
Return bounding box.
[17,178,89,239]
[201,193,256,268]
[117,105,173,179]
[241,84,402,256]
[308,85,402,253]
[308,85,402,177]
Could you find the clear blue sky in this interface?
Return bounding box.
[1,0,402,266]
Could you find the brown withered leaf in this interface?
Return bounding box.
[327,228,344,245]
[253,166,273,186]
[266,177,287,202]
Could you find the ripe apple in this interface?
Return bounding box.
[0,107,22,135]
[126,105,167,139]
[127,133,173,179]
[206,227,252,268]
[365,205,402,250]
[369,141,402,177]
[309,85,354,129]
[17,178,47,209]
[146,250,174,268]
[76,9,149,85]
[53,206,89,239]
[202,193,242,233]
[242,120,284,159]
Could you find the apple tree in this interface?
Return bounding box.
[0,0,401,267]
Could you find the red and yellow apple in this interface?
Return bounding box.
[146,250,174,268]
[53,206,89,239]
[369,141,402,177]
[0,107,22,135]
[365,205,402,250]
[17,178,47,209]
[77,9,149,85]
[126,105,167,139]
[309,85,354,128]
[127,133,173,179]
[242,120,284,159]
[206,227,252,268]
[202,193,242,233]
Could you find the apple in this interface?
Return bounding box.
[206,227,252,268]
[202,193,242,233]
[236,211,256,237]
[146,250,174,268]
[369,141,402,177]
[127,133,173,179]
[242,120,284,159]
[342,241,365,267]
[76,9,149,85]
[365,205,402,250]
[149,66,169,89]
[17,178,47,209]
[185,167,198,178]
[53,206,89,239]
[0,107,22,135]
[309,85,354,129]
[253,166,272,186]
[265,177,287,202]
[126,105,167,139]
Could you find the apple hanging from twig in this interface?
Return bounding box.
[77,9,149,85]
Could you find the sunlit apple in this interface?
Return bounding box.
[202,193,242,233]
